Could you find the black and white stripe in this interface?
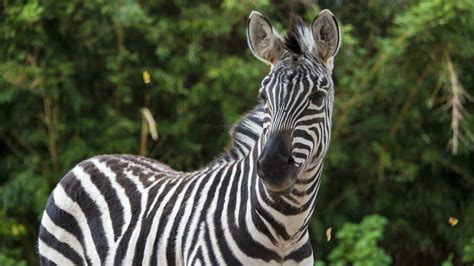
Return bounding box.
[38,10,340,265]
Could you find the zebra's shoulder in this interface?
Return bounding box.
[213,104,263,163]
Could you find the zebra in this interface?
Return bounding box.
[38,9,341,265]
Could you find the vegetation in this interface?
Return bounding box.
[325,215,392,266]
[1,0,473,265]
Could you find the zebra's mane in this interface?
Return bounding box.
[284,14,315,55]
[212,105,264,164]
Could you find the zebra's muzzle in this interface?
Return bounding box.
[257,131,299,193]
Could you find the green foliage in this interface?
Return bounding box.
[1,0,473,265]
[0,212,27,266]
[0,254,27,266]
[441,253,454,266]
[327,215,392,266]
[463,237,474,263]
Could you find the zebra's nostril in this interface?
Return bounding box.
[288,157,295,165]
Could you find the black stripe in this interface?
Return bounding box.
[118,154,176,175]
[210,166,241,264]
[150,179,189,264]
[131,180,172,265]
[39,226,84,264]
[182,169,214,256]
[111,165,143,265]
[254,203,290,241]
[285,238,313,261]
[61,172,108,264]
[203,223,220,265]
[44,195,92,265]
[192,247,205,265]
[40,255,57,266]
[224,155,281,262]
[81,161,124,241]
[188,167,225,257]
[259,181,305,216]
[165,177,200,264]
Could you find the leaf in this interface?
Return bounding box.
[143,70,151,84]
[326,227,333,242]
[448,217,459,227]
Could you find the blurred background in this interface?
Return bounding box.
[1,0,473,265]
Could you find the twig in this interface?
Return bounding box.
[444,50,473,155]
[42,93,59,170]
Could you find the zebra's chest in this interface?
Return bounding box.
[115,172,219,262]
[118,181,307,265]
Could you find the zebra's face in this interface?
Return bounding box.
[247,10,340,193]
[257,54,334,193]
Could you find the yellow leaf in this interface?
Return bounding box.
[326,227,332,242]
[448,217,458,227]
[143,70,151,84]
[141,107,158,140]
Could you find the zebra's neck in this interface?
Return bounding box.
[248,135,323,242]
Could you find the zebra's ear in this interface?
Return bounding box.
[311,9,341,73]
[247,11,284,65]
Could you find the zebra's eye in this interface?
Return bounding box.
[259,91,268,102]
[309,91,326,105]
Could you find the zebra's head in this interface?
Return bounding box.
[248,10,341,194]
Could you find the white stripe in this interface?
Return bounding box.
[121,170,148,265]
[293,136,314,149]
[219,154,279,264]
[156,179,194,264]
[183,165,226,262]
[235,132,256,150]
[257,188,311,237]
[206,165,232,265]
[255,208,281,244]
[242,117,263,136]
[38,239,75,265]
[92,159,132,234]
[146,179,169,217]
[116,158,146,193]
[199,222,213,266]
[73,166,115,258]
[174,171,208,265]
[91,158,132,264]
[252,179,284,249]
[234,160,244,228]
[53,184,101,264]
[142,180,181,265]
[41,211,85,262]
[188,222,212,265]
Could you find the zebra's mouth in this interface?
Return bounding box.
[267,185,294,195]
[261,175,297,195]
